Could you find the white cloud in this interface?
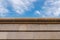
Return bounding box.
[43,0,60,17]
[35,0,60,17]
[0,0,9,17]
[35,11,41,15]
[0,0,36,17]
[0,7,9,17]
[9,0,36,14]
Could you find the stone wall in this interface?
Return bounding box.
[0,24,60,39]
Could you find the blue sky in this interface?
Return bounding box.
[0,0,60,18]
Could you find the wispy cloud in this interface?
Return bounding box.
[1,0,60,18]
[0,0,36,17]
[35,0,60,17]
[0,0,9,17]
[9,0,36,14]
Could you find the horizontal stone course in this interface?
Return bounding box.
[0,24,60,39]
[0,24,60,30]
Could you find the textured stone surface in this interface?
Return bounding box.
[0,24,60,39]
[0,32,60,39]
[0,24,60,30]
[0,32,8,39]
